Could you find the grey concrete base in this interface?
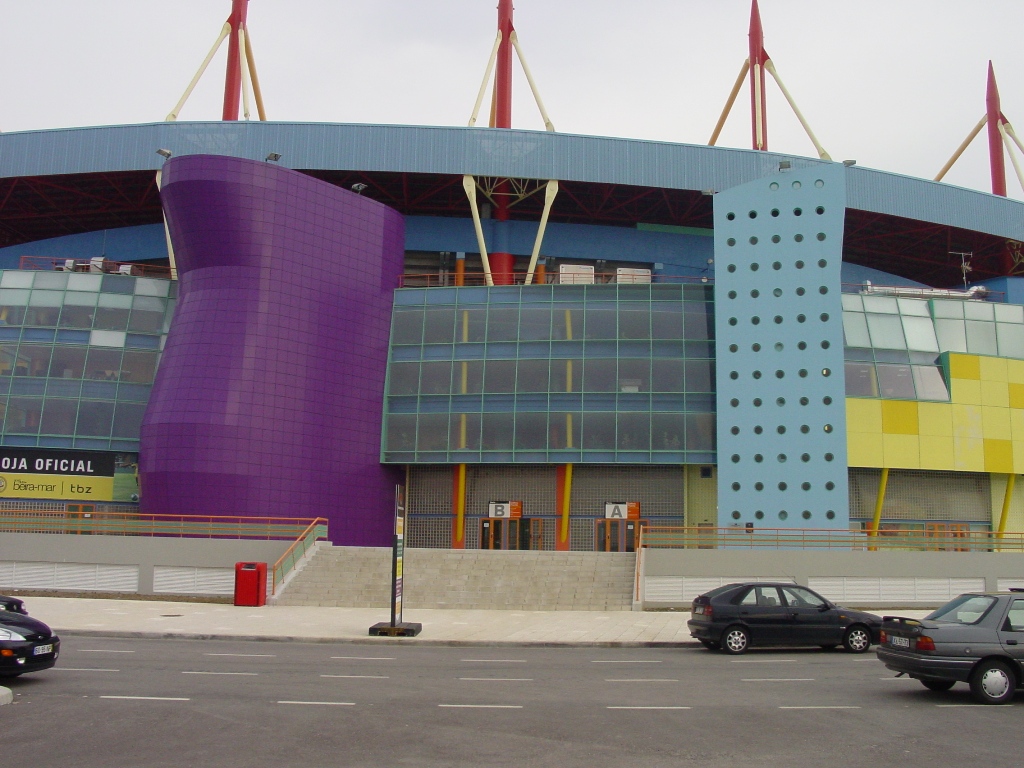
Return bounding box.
[0,686,12,706]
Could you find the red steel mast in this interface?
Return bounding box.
[490,0,516,285]
[986,61,1008,197]
[222,0,250,121]
[748,0,769,151]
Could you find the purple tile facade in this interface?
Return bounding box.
[140,155,405,546]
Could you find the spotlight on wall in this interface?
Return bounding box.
[265,152,282,162]
[701,189,715,196]
[843,159,857,167]
[778,160,792,171]
[156,148,173,159]
[351,183,368,195]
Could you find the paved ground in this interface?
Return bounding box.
[6,636,1020,768]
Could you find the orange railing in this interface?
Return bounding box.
[398,272,712,288]
[19,255,173,279]
[271,517,329,594]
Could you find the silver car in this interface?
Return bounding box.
[876,591,1024,704]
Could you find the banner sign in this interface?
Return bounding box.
[0,448,117,501]
[488,501,522,519]
[604,501,640,519]
[391,485,406,627]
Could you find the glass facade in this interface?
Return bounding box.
[842,294,1024,400]
[0,270,176,450]
[383,283,716,464]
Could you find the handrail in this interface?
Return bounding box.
[272,517,329,595]
[0,510,321,540]
[18,255,173,279]
[398,272,713,288]
[639,525,1024,553]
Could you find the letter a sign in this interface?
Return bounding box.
[604,502,640,519]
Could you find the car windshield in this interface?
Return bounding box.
[925,594,996,625]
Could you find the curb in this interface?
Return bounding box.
[0,686,12,706]
[55,629,699,648]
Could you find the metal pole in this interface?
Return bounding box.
[222,0,249,121]
[869,468,889,549]
[491,0,515,284]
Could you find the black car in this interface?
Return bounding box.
[687,582,881,654]
[0,595,28,614]
[876,591,1024,704]
[0,606,60,678]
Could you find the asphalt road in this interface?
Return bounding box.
[4,635,1022,768]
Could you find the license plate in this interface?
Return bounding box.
[890,636,910,648]
[694,605,705,615]
[33,644,53,655]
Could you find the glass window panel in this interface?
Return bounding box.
[581,412,616,449]
[388,363,420,395]
[0,303,26,326]
[486,307,520,341]
[84,348,123,380]
[515,412,548,450]
[97,293,133,309]
[683,304,711,340]
[583,358,617,392]
[481,413,514,450]
[934,318,968,352]
[651,303,684,339]
[0,343,18,375]
[653,413,685,450]
[33,273,68,290]
[617,358,650,392]
[965,320,998,356]
[842,311,870,347]
[93,307,130,331]
[89,330,126,347]
[930,299,963,319]
[548,412,581,449]
[684,359,713,392]
[134,277,170,297]
[619,303,650,340]
[15,345,52,377]
[583,308,617,340]
[518,306,552,341]
[40,399,79,435]
[844,362,879,397]
[651,359,685,392]
[415,414,449,451]
[422,308,455,344]
[59,304,95,329]
[66,273,102,291]
[876,363,916,398]
[391,309,424,344]
[453,360,483,394]
[550,307,581,340]
[119,351,159,384]
[419,361,453,395]
[49,347,87,379]
[617,413,650,450]
[912,366,949,401]
[550,359,580,393]
[28,290,63,307]
[685,413,715,451]
[841,294,863,311]
[101,274,135,294]
[866,313,906,349]
[386,414,417,451]
[448,412,481,451]
[516,359,549,392]
[0,272,34,289]
[454,308,487,342]
[997,322,1024,358]
[994,304,1024,323]
[24,305,60,326]
[76,400,115,437]
[901,315,939,352]
[483,360,516,393]
[5,397,42,433]
[862,296,899,314]
[896,298,931,317]
[964,302,994,321]
[127,309,164,333]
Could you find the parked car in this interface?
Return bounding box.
[687,582,881,654]
[0,595,28,614]
[0,607,60,678]
[876,591,1024,704]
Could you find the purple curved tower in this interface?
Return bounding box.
[140,155,404,546]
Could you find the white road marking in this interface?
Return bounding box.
[54,668,120,672]
[321,675,389,679]
[204,653,276,658]
[607,706,691,710]
[79,649,134,654]
[278,701,355,706]
[458,678,533,682]
[331,656,394,661]
[779,706,861,710]
[590,660,662,664]
[729,659,796,663]
[438,704,523,709]
[879,677,916,680]
[182,671,258,676]
[742,678,815,682]
[605,678,680,683]
[461,659,527,663]
[100,696,189,701]
[936,704,1016,708]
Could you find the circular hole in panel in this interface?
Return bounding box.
[799,369,808,378]
[796,287,805,296]
[731,482,741,491]
[728,290,737,299]
[755,510,765,520]
[820,340,830,349]
[792,181,802,189]
[822,368,832,377]
[731,454,741,463]
[797,314,807,323]
[749,210,758,219]
[823,396,833,405]
[730,426,740,435]
[820,313,830,322]
[777,425,786,434]
[771,235,781,244]
[795,260,805,269]
[752,370,762,379]
[751,289,760,298]
[794,207,803,216]
[800,425,810,434]
[728,343,738,352]
[754,454,763,463]
[819,286,829,295]
[777,454,787,463]
[823,424,833,433]
[727,212,736,220]
[797,341,807,350]
[731,510,741,520]
[753,398,763,407]
[824,452,834,462]
[728,318,738,326]
[814,180,824,188]
[727,264,736,272]
[802,510,812,520]
[778,482,788,491]
[754,425,763,435]
[730,398,740,407]
[779,510,789,520]
[727,238,736,247]
[773,288,783,297]
[801,453,811,462]
[817,233,826,241]
[825,481,835,491]
[750,237,759,245]
[774,342,784,351]
[772,261,782,270]
[776,397,786,406]
[771,208,780,216]
[774,316,783,324]
[751,262,760,271]
[775,370,785,379]
[751,317,761,326]
[752,343,762,352]
[826,510,836,520]
[729,371,739,379]
[769,182,779,191]
[799,397,809,405]
[802,482,811,491]
[815,206,825,214]
[794,234,804,242]
[755,482,764,491]
[818,259,827,268]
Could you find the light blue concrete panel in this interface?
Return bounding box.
[714,165,849,530]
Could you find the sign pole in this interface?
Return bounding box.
[369,485,422,637]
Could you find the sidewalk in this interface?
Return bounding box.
[19,596,933,648]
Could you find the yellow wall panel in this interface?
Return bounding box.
[985,439,1014,474]
[882,433,920,468]
[1014,442,1024,475]
[1009,383,1024,410]
[847,430,884,467]
[1012,409,1024,442]
[979,356,1008,383]
[980,380,1010,408]
[918,435,955,471]
[881,400,919,435]
[846,398,882,433]
[1007,359,1024,385]
[951,404,983,439]
[949,354,980,380]
[953,437,986,471]
[917,402,953,436]
[981,405,1012,441]
[951,378,982,405]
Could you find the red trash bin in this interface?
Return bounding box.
[233,562,267,606]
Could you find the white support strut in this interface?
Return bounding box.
[764,60,830,161]
[524,180,559,284]
[998,122,1024,194]
[154,170,178,280]
[935,115,987,182]
[469,32,503,128]
[709,59,749,146]
[166,22,231,121]
[238,28,253,121]
[509,31,555,132]
[462,175,494,286]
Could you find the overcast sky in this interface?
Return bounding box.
[1,1,1022,200]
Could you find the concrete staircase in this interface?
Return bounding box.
[273,546,637,611]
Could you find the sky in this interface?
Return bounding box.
[1,0,1022,200]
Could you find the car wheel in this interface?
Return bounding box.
[969,660,1016,705]
[699,640,720,651]
[920,679,956,692]
[842,625,871,654]
[722,626,750,655]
